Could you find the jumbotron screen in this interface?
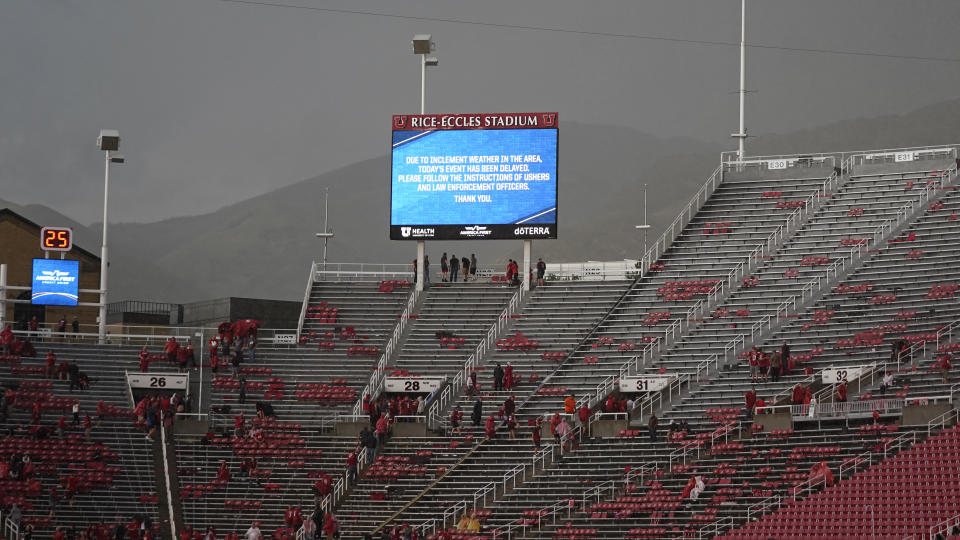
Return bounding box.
[391,112,558,240]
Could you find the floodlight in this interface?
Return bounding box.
[412,35,434,55]
[98,129,120,151]
[425,57,438,67]
[109,152,125,164]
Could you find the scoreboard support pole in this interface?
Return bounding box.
[416,241,425,292]
[522,240,531,291]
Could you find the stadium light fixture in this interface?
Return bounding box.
[97,129,120,151]
[411,34,434,55]
[97,129,124,343]
[412,34,438,116]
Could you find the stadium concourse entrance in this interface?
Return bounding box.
[12,290,44,330]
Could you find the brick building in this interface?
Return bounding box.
[0,208,101,331]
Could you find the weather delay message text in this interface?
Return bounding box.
[390,113,558,240]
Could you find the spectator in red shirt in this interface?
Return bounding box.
[550,412,562,444]
[449,406,463,434]
[744,388,757,418]
[503,362,514,389]
[46,351,57,379]
[836,381,848,403]
[939,354,952,383]
[792,384,805,405]
[84,414,92,441]
[345,451,357,484]
[217,459,231,482]
[577,404,591,428]
[164,337,179,365]
[485,414,497,439]
[321,514,337,539]
[532,417,542,449]
[758,351,770,382]
[139,347,150,373]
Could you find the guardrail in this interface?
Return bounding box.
[427,287,525,430]
[924,510,960,539]
[720,144,958,171]
[296,261,316,338]
[12,328,194,346]
[904,319,960,370]
[315,262,413,282]
[544,261,637,281]
[318,440,370,516]
[353,288,420,416]
[812,362,882,406]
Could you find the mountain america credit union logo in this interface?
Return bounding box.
[32,269,79,303]
[459,225,492,237]
[401,227,435,238]
[35,270,77,286]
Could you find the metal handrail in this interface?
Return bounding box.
[352,288,420,415]
[582,165,842,414]
[296,261,316,338]
[427,286,525,429]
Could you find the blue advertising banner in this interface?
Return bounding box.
[31,259,80,306]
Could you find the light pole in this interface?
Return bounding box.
[411,34,437,291]
[731,0,748,160]
[412,34,437,115]
[96,129,124,344]
[635,183,650,275]
[315,187,334,276]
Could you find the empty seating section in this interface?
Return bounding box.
[335,437,474,537]
[521,166,836,419]
[209,282,411,427]
[721,424,960,539]
[175,425,359,536]
[660,158,959,429]
[443,281,632,430]
[653,158,956,380]
[392,285,515,377]
[0,342,161,535]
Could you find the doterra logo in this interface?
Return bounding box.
[460,225,492,237]
[514,226,551,236]
[35,270,76,285]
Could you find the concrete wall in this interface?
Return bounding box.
[179,297,300,329]
[901,403,954,426]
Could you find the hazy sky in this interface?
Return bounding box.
[2,0,959,224]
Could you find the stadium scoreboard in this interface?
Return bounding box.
[40,226,73,251]
[391,112,558,240]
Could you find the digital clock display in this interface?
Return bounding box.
[40,227,73,252]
